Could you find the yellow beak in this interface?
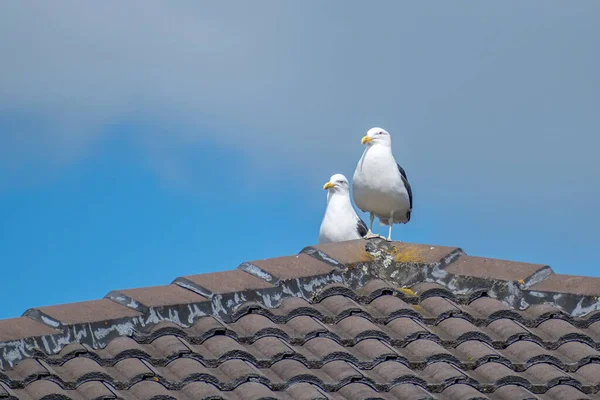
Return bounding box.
[361,135,373,144]
[323,181,335,190]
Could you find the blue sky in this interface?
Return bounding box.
[1,1,599,319]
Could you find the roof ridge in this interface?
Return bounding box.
[1,238,600,371]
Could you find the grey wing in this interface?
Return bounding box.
[398,163,413,221]
[397,164,408,181]
[356,218,368,237]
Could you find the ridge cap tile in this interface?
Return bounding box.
[179,269,277,294]
[0,317,62,342]
[445,254,550,282]
[108,283,209,309]
[30,298,142,325]
[528,274,600,296]
[241,253,334,282]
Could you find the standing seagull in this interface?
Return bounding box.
[319,174,368,244]
[352,127,413,241]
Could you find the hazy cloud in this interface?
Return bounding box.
[1,1,599,208]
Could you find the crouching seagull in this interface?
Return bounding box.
[352,127,413,241]
[318,174,368,244]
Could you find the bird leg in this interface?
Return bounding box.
[364,213,383,239]
[387,211,394,241]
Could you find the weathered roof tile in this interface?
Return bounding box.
[242,253,334,281]
[0,317,60,341]
[109,283,208,308]
[446,255,548,282]
[31,298,141,325]
[177,269,275,294]
[528,273,600,296]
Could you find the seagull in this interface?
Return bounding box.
[352,127,413,241]
[318,173,368,244]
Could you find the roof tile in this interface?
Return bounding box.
[7,358,48,381]
[199,335,247,359]
[404,339,454,361]
[54,357,107,381]
[113,357,154,381]
[22,380,70,399]
[544,385,591,400]
[231,382,277,399]
[353,339,398,360]
[230,313,282,337]
[504,341,555,364]
[332,315,385,340]
[556,341,599,363]
[369,360,413,381]
[283,315,328,338]
[76,381,116,400]
[149,335,190,358]
[179,382,223,399]
[160,358,207,381]
[422,362,466,383]
[435,317,488,341]
[446,255,547,281]
[285,383,328,400]
[384,317,430,340]
[473,361,517,382]
[388,383,434,399]
[332,382,384,400]
[318,295,364,316]
[0,317,60,341]
[575,363,600,385]
[454,340,500,363]
[303,238,373,266]
[179,269,275,294]
[111,283,208,308]
[523,362,570,384]
[251,336,294,359]
[441,383,491,400]
[367,294,414,318]
[33,298,141,325]
[528,273,600,296]
[321,360,363,382]
[244,253,334,280]
[486,318,530,342]
[492,385,539,400]
[126,380,172,400]
[301,337,348,360]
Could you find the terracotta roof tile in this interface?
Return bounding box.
[529,274,600,296]
[32,298,141,325]
[109,283,208,308]
[76,381,116,400]
[179,269,275,294]
[242,253,334,281]
[0,317,60,341]
[2,238,600,398]
[446,255,548,281]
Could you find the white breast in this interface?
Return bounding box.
[318,192,362,244]
[352,145,410,223]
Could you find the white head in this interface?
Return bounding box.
[361,127,391,147]
[323,173,350,194]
